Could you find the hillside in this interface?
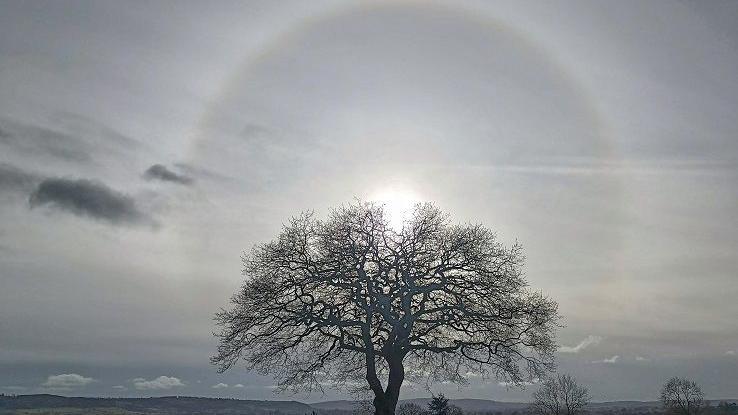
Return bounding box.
[0,395,313,415]
[2,395,736,415]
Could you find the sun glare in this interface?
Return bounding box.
[369,187,422,231]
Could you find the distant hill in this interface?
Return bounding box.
[2,395,736,415]
[0,394,313,414]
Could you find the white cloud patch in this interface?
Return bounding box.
[726,350,736,356]
[635,356,650,361]
[132,376,184,390]
[212,383,229,389]
[558,335,603,353]
[498,378,539,387]
[233,384,245,388]
[593,355,620,364]
[112,385,127,390]
[42,374,95,389]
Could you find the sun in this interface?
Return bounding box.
[369,186,422,231]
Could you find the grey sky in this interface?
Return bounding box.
[1,0,737,402]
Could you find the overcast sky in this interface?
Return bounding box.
[1,0,737,402]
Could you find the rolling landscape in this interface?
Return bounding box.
[2,396,737,415]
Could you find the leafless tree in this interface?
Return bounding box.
[661,377,705,415]
[530,374,590,415]
[212,202,559,415]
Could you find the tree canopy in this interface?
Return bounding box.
[661,377,705,415]
[212,202,558,415]
[530,374,590,415]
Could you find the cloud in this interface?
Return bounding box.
[635,356,650,361]
[0,163,41,194]
[593,355,620,364]
[0,117,92,163]
[726,350,736,356]
[132,376,185,390]
[0,115,142,164]
[143,164,193,185]
[29,178,150,225]
[173,162,234,183]
[558,335,603,353]
[212,383,229,389]
[112,385,127,390]
[498,378,539,387]
[42,374,95,389]
[233,384,245,388]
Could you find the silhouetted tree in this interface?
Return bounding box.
[429,395,450,415]
[530,374,590,415]
[661,377,704,415]
[212,202,559,415]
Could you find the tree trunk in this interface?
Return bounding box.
[373,394,395,415]
[372,355,405,415]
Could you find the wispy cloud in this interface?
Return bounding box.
[143,164,193,186]
[212,383,229,389]
[0,163,41,194]
[558,335,603,353]
[0,117,93,163]
[593,355,620,364]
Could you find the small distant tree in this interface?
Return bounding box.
[429,395,450,415]
[530,374,590,415]
[660,377,704,415]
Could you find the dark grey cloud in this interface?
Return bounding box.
[144,164,194,186]
[29,178,149,225]
[0,163,41,194]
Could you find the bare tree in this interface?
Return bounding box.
[530,374,590,415]
[661,377,705,415]
[212,202,559,415]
